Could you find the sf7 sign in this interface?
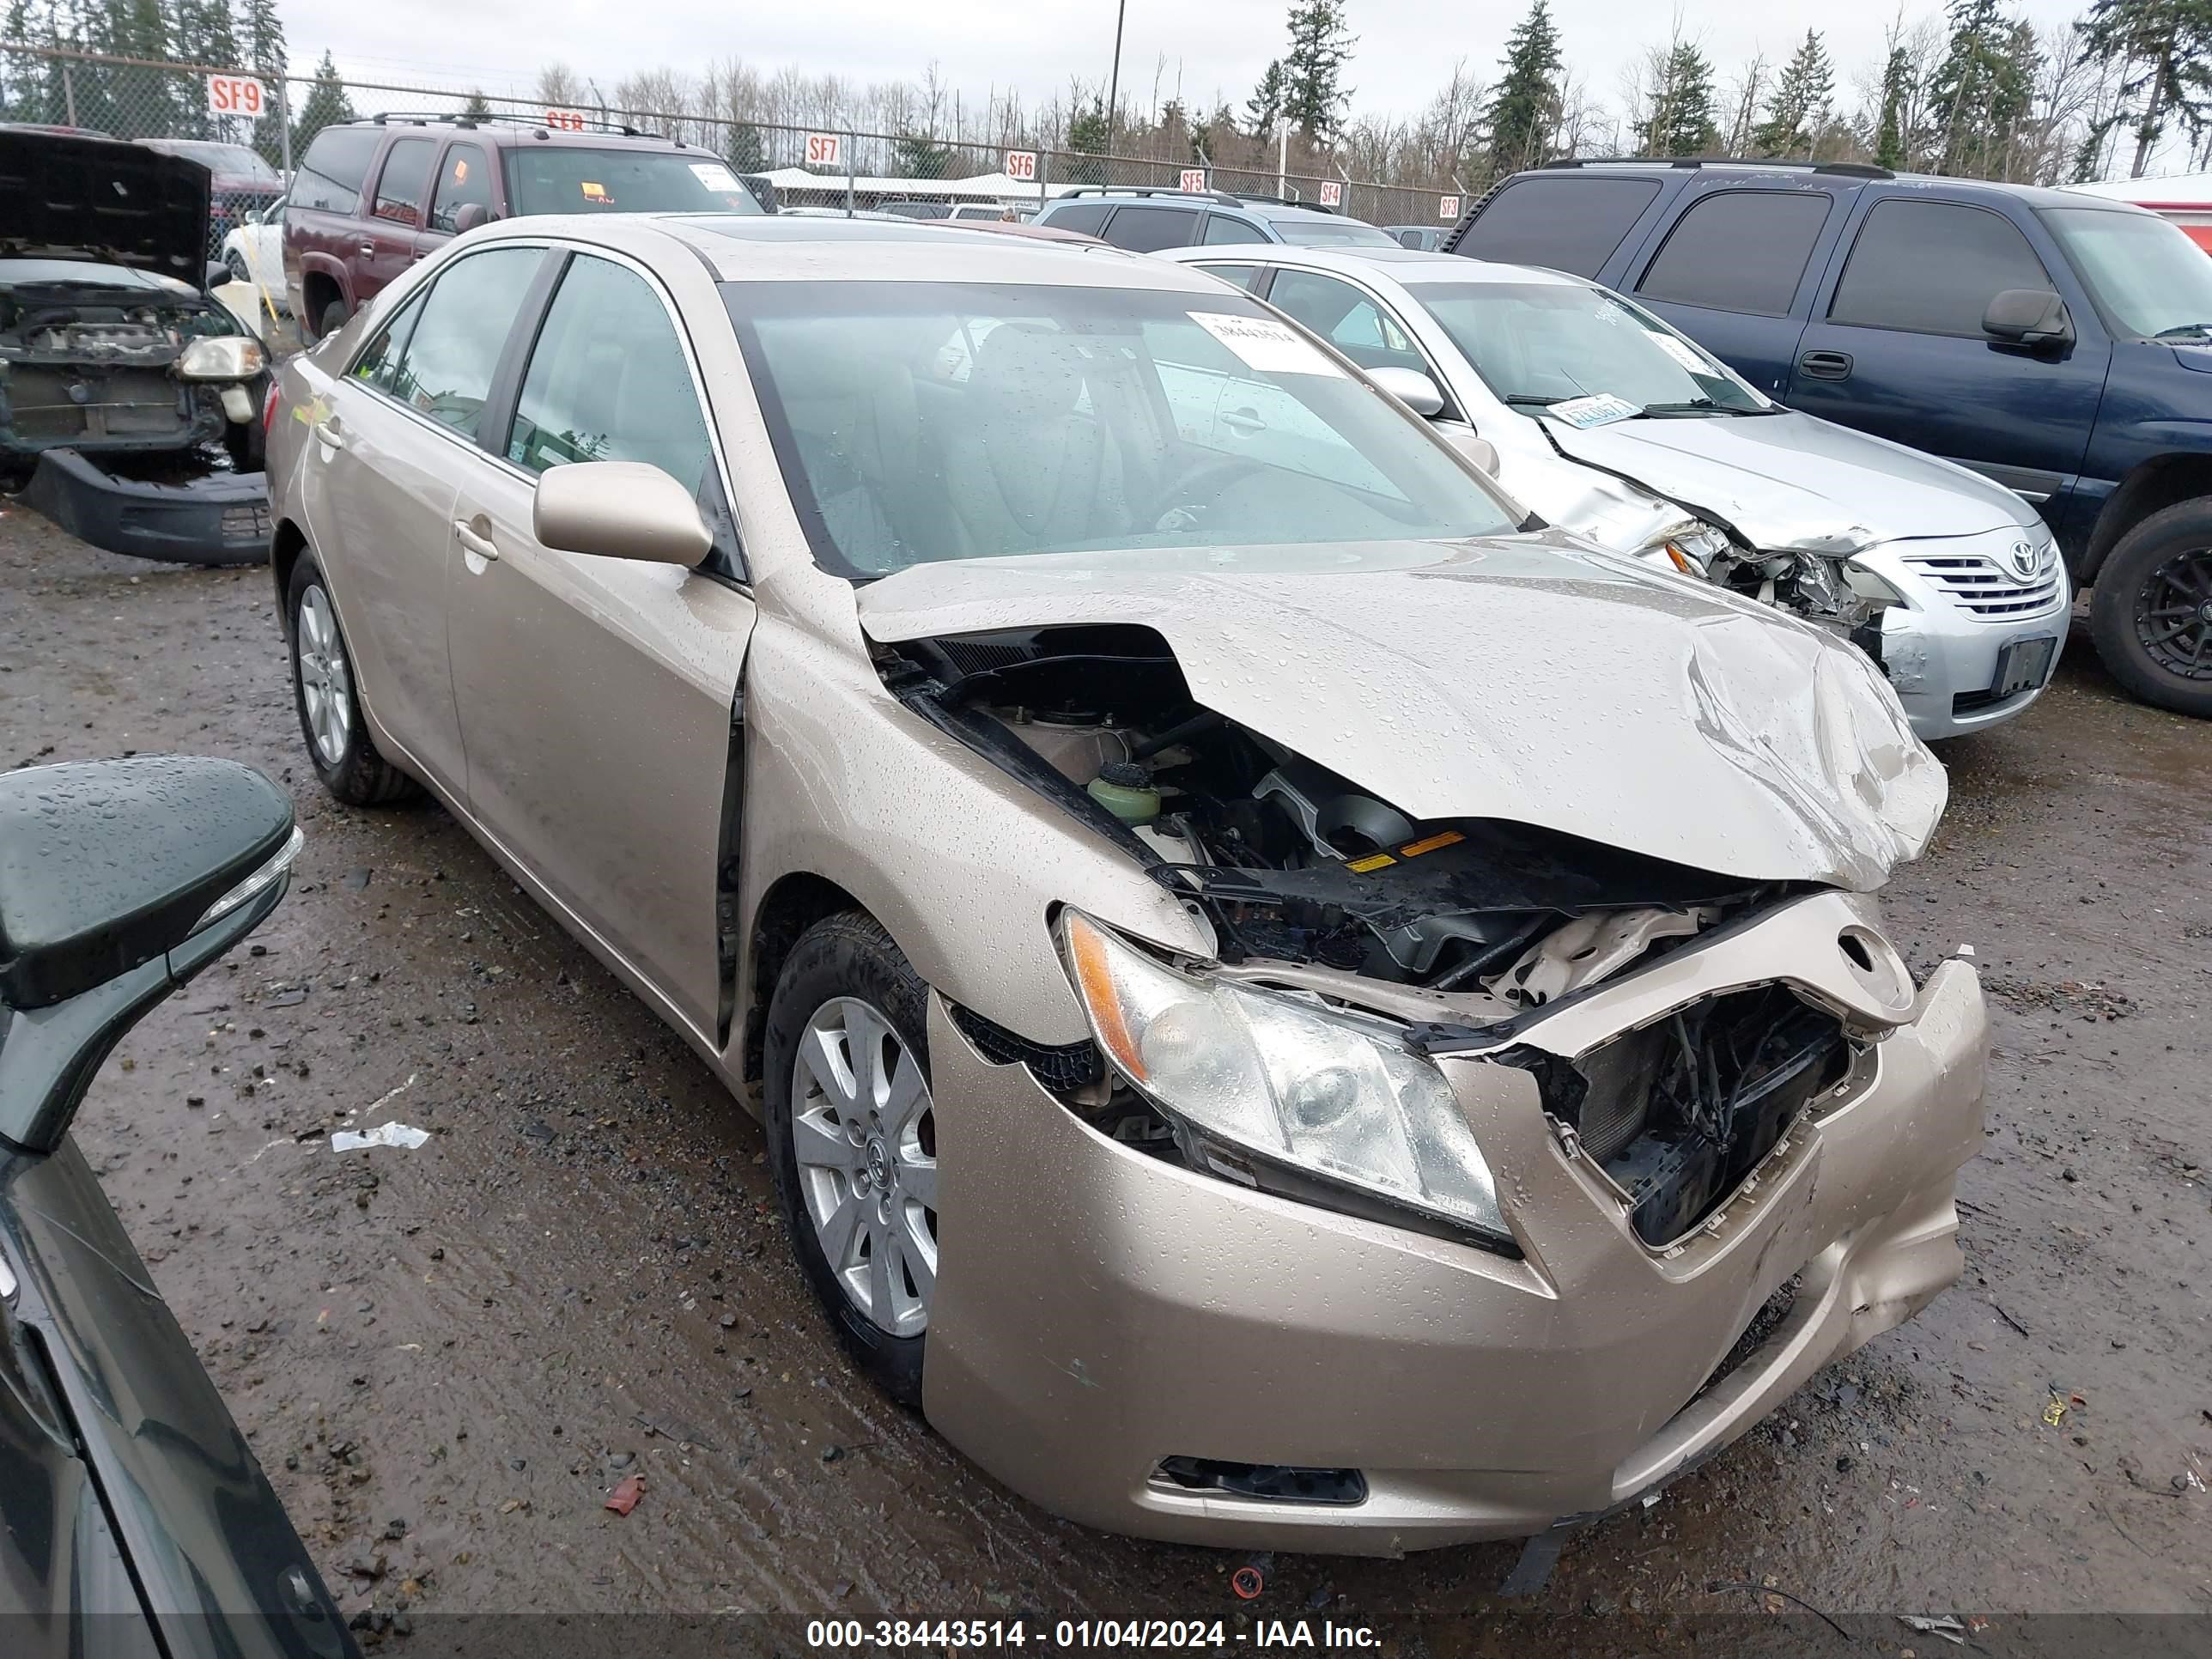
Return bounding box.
[206,73,266,118]
[805,132,843,169]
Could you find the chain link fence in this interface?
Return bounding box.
[1,40,1468,251]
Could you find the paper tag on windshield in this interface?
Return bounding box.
[1190,311,1342,376]
[1650,333,1712,375]
[690,161,744,192]
[1547,392,1640,428]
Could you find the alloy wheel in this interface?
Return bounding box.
[295,585,355,767]
[2135,548,2212,680]
[790,995,939,1338]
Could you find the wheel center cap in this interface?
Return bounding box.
[865,1138,893,1190]
[2198,599,2212,624]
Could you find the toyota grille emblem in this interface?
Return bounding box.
[2006,538,2041,581]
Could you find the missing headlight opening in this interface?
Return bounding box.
[880,623,1794,1003]
[1510,984,1854,1247]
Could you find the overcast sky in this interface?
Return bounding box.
[302,0,2094,126]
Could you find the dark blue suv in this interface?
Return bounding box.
[1448,158,2212,718]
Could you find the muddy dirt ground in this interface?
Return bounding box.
[3,504,2208,1655]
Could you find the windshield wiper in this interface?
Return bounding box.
[1503,393,1566,406]
[1634,398,1778,417]
[2154,323,2212,342]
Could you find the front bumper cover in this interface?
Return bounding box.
[920,892,1987,1555]
[1857,542,2071,742]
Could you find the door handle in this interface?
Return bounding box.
[1799,349,1854,381]
[312,417,343,451]
[359,243,376,258]
[453,519,499,562]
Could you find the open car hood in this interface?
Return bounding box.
[858,538,1946,891]
[0,130,210,283]
[1545,409,2040,550]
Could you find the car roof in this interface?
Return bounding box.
[1509,159,2140,216]
[335,118,695,153]
[491,212,1219,289]
[1163,241,1583,289]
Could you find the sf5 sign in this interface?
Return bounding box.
[206,73,267,118]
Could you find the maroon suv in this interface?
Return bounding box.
[282,115,765,339]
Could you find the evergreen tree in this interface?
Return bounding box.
[240,0,288,166]
[1751,28,1832,157]
[1243,58,1286,137]
[894,131,954,179]
[1066,99,1109,185]
[1638,40,1720,157]
[2079,0,2212,179]
[1280,0,1355,144]
[1928,0,2027,174]
[1483,0,1563,174]
[461,88,492,119]
[1875,46,1912,169]
[292,51,356,154]
[726,122,766,173]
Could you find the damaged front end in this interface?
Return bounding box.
[1653,516,1888,659]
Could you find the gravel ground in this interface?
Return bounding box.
[3,500,2208,1654]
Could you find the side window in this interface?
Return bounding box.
[353,291,428,394]
[1195,263,1263,291]
[1048,202,1112,236]
[1201,213,1263,246]
[378,246,544,441]
[507,256,712,497]
[1103,205,1200,252]
[1267,270,1426,374]
[428,143,492,234]
[1637,190,1831,316]
[1457,176,1663,276]
[1828,199,2055,337]
[372,137,436,226]
[290,126,379,215]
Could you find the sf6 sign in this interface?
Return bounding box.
[206,73,267,118]
[1004,149,1038,181]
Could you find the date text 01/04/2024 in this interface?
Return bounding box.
[804,1621,1385,1650]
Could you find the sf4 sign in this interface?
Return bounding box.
[1317,179,1343,207]
[1180,167,1208,193]
[805,132,843,169]
[205,73,266,118]
[1004,149,1038,182]
[543,108,588,131]
[1438,193,1462,220]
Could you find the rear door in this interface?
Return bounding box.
[443,248,755,1037]
[1622,185,1838,396]
[283,125,380,319]
[422,138,493,256]
[358,136,438,307]
[1449,171,1669,278]
[301,243,550,796]
[1790,195,2110,507]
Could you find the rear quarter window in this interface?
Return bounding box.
[1046,202,1112,235]
[1102,205,1201,252]
[291,127,380,216]
[1457,176,1663,276]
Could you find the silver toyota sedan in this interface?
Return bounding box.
[266,215,1987,1555]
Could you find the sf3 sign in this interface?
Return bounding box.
[1004,149,1038,182]
[206,73,267,118]
[543,108,588,131]
[1438,194,1462,220]
[805,132,843,169]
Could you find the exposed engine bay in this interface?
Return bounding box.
[0,277,256,470]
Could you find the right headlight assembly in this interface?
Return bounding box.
[1056,910,1510,1248]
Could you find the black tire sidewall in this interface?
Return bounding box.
[318,299,349,341]
[2090,503,2212,718]
[286,556,414,805]
[762,913,931,1408]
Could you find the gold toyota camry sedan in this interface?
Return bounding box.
[266,213,1987,1557]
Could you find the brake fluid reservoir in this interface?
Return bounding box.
[1087,762,1161,825]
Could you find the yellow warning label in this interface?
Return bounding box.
[1346,853,1397,873]
[1397,831,1466,858]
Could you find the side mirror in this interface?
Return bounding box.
[450,203,489,234]
[533,461,713,566]
[1983,289,2073,349]
[1367,365,1446,418]
[0,757,298,1152]
[204,259,234,289]
[1437,424,1499,475]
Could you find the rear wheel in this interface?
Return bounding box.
[224,249,252,284]
[763,913,937,1407]
[287,556,421,805]
[2089,501,2212,718]
[317,297,349,341]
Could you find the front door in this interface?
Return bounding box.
[443,251,755,1037]
[299,244,547,795]
[1790,196,2110,514]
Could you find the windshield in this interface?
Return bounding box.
[146,140,280,182]
[1278,218,1398,246]
[1414,280,1771,415]
[505,149,765,216]
[724,281,1520,578]
[2043,206,2212,341]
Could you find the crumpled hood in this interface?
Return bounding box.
[858,537,1947,891]
[0,130,211,283]
[1545,409,2040,550]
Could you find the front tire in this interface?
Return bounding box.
[763,913,937,1408]
[286,556,421,805]
[317,297,349,342]
[2089,501,2212,718]
[225,249,252,284]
